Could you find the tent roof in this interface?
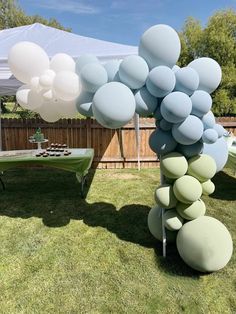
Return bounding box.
[0,23,138,95]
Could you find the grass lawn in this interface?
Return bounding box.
[0,167,235,313]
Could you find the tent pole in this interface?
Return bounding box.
[134,113,140,171]
[0,99,2,151]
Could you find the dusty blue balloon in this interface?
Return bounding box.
[202,111,216,129]
[146,66,176,98]
[213,124,226,138]
[80,63,108,93]
[188,57,222,94]
[172,115,204,145]
[177,141,203,158]
[159,119,173,131]
[134,87,158,116]
[160,92,192,123]
[153,106,163,121]
[172,65,180,73]
[203,137,228,172]
[202,129,218,144]
[191,90,212,117]
[76,90,94,117]
[118,55,149,89]
[139,24,181,69]
[75,54,99,73]
[149,128,177,156]
[175,67,199,95]
[103,60,121,82]
[92,82,135,129]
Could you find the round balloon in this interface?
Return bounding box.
[175,67,199,95]
[149,129,177,156]
[159,119,172,131]
[177,216,233,272]
[202,128,218,144]
[139,24,181,69]
[213,124,226,138]
[30,76,41,92]
[80,63,108,93]
[188,57,222,94]
[163,209,184,231]
[38,100,61,123]
[201,180,215,196]
[8,41,50,84]
[153,106,163,121]
[92,82,135,129]
[103,60,121,82]
[177,141,203,159]
[154,184,178,209]
[172,65,180,73]
[203,137,228,172]
[75,54,99,74]
[50,53,75,73]
[160,152,188,179]
[160,92,192,123]
[188,154,217,182]
[176,199,206,220]
[134,87,158,116]
[16,85,30,109]
[53,71,80,101]
[173,175,202,204]
[39,74,53,89]
[56,99,77,118]
[119,55,149,89]
[191,90,212,117]
[76,90,94,117]
[172,115,204,145]
[148,206,177,243]
[28,90,44,109]
[202,111,216,129]
[146,66,176,98]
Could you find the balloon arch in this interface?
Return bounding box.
[8,24,233,272]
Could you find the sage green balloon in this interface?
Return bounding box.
[176,199,206,220]
[201,180,215,195]
[163,209,184,231]
[155,184,178,209]
[160,152,188,179]
[173,175,202,204]
[177,216,233,272]
[147,206,177,243]
[188,154,217,182]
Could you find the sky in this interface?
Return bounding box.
[18,0,236,46]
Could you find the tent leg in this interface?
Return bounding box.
[134,113,140,171]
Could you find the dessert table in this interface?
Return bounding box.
[0,148,94,197]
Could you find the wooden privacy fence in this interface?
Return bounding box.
[1,117,236,169]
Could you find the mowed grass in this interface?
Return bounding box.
[0,167,235,313]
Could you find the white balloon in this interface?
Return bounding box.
[57,99,77,118]
[30,76,41,91]
[41,89,55,101]
[28,90,44,110]
[8,41,49,84]
[39,74,53,89]
[53,71,80,101]
[50,53,75,73]
[16,85,30,109]
[38,100,61,123]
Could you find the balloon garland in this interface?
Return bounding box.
[8,24,233,272]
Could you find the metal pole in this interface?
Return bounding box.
[134,113,141,171]
[0,99,2,151]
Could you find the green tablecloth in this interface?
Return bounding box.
[226,145,236,170]
[0,149,94,182]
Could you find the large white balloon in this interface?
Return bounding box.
[50,53,75,73]
[8,41,49,84]
[16,85,30,109]
[57,99,77,118]
[53,71,80,101]
[38,100,61,123]
[28,90,44,109]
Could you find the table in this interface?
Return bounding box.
[0,148,94,197]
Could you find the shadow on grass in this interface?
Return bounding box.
[0,168,200,277]
[211,170,236,201]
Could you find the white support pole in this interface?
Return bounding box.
[0,99,2,151]
[160,157,167,258]
[134,113,141,171]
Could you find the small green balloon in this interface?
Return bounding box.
[160,152,188,179]
[188,154,217,182]
[176,199,206,220]
[155,184,178,209]
[201,179,215,195]
[173,175,202,204]
[163,209,184,231]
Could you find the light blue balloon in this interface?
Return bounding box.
[80,63,108,93]
[139,24,181,69]
[103,60,121,82]
[203,137,228,172]
[202,111,216,129]
[75,54,99,74]
[191,90,212,117]
[202,129,218,144]
[188,57,222,94]
[92,82,135,129]
[149,128,177,156]
[177,141,203,158]
[153,106,163,121]
[134,87,158,116]
[159,119,173,131]
[160,91,192,123]
[172,65,180,73]
[172,115,204,145]
[119,55,149,89]
[76,90,94,117]
[175,67,199,95]
[213,124,226,138]
[146,66,176,98]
